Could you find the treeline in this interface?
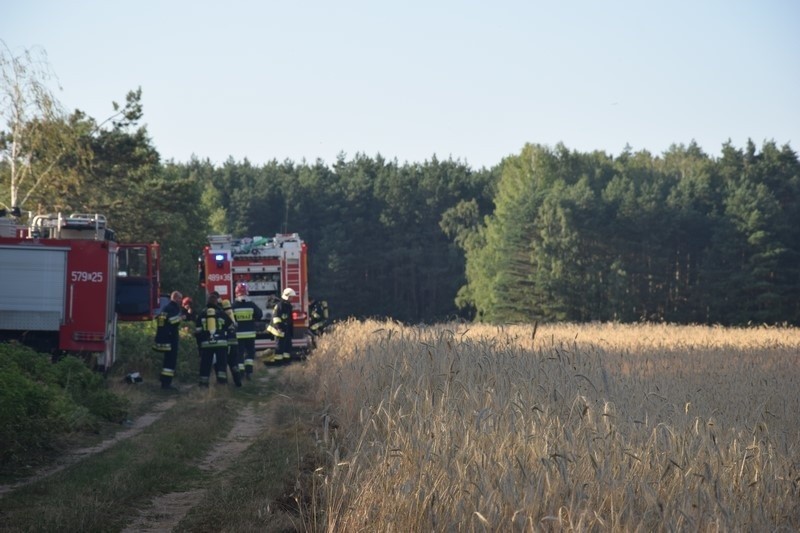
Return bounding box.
[3,75,799,324]
[462,142,800,325]
[163,155,497,323]
[166,139,799,325]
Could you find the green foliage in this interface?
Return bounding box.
[0,41,86,211]
[460,140,800,325]
[52,356,128,423]
[195,152,496,323]
[115,322,161,377]
[0,342,130,466]
[0,396,241,531]
[0,324,194,471]
[179,140,796,325]
[0,345,63,461]
[114,322,200,384]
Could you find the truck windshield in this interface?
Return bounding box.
[118,247,148,277]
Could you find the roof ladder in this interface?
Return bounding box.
[284,256,301,295]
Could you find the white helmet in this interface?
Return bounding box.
[282,287,296,299]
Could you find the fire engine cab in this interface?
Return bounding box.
[0,213,160,371]
[198,233,311,353]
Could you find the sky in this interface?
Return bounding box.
[2,0,799,169]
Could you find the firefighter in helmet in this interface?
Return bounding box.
[197,291,234,387]
[309,298,329,336]
[181,296,197,324]
[182,296,202,357]
[266,287,295,363]
[153,290,184,391]
[233,282,263,380]
[181,296,197,340]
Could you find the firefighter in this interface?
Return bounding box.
[181,296,197,324]
[233,282,263,380]
[220,298,243,387]
[185,295,208,363]
[309,299,329,336]
[267,287,295,363]
[153,290,184,391]
[182,296,201,356]
[197,291,233,387]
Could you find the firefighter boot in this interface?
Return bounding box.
[233,369,242,388]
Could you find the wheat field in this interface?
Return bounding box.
[287,321,800,531]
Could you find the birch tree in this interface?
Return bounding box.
[0,41,82,214]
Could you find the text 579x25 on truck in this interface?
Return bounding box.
[0,213,160,371]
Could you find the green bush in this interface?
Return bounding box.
[0,345,65,462]
[0,342,56,381]
[53,356,129,423]
[0,342,131,467]
[0,319,201,471]
[114,322,199,384]
[115,322,162,378]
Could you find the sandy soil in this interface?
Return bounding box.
[121,375,277,532]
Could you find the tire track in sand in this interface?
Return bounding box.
[121,369,278,533]
[120,401,274,533]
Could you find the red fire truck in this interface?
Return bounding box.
[0,213,160,371]
[198,233,311,353]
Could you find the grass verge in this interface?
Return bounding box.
[0,365,317,533]
[175,396,321,532]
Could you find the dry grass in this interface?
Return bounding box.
[286,320,800,531]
